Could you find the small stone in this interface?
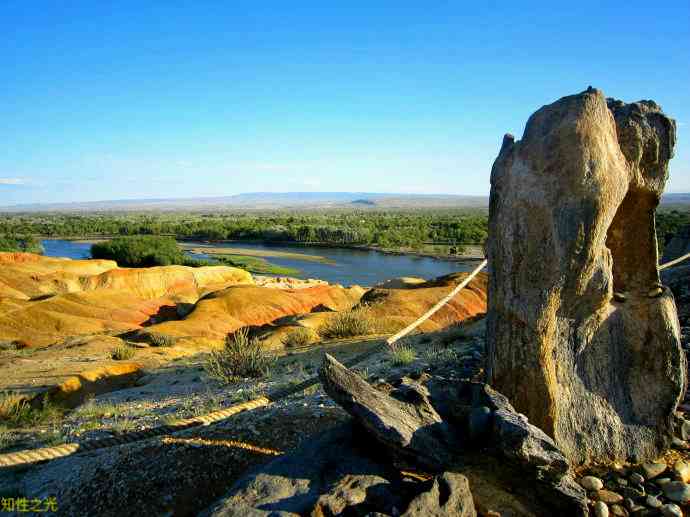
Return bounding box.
[641,462,667,479]
[596,490,624,504]
[648,287,664,298]
[662,481,690,504]
[614,292,627,302]
[645,495,662,508]
[593,501,609,517]
[656,477,673,487]
[581,476,605,491]
[673,460,690,483]
[629,473,645,485]
[610,504,629,517]
[672,437,689,450]
[616,477,629,487]
[624,498,635,511]
[620,486,644,499]
[660,503,683,517]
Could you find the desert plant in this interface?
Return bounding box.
[204,328,276,383]
[318,307,375,339]
[421,344,458,365]
[281,327,317,348]
[389,344,417,366]
[146,333,176,347]
[111,345,135,361]
[0,424,14,451]
[0,392,63,427]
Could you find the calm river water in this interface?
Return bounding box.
[42,239,474,286]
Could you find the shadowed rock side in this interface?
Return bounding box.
[486,88,686,464]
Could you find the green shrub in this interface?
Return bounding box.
[318,307,374,339]
[205,328,276,383]
[281,327,318,348]
[111,345,135,360]
[389,344,417,366]
[0,235,43,254]
[91,235,185,267]
[146,333,176,347]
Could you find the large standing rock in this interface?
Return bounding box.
[486,88,686,464]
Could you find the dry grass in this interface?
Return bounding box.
[205,328,276,383]
[388,344,417,366]
[281,327,318,348]
[146,332,176,347]
[421,344,458,365]
[0,392,64,427]
[318,307,376,339]
[111,345,136,361]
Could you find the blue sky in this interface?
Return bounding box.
[1,1,689,205]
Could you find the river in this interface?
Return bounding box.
[41,239,475,286]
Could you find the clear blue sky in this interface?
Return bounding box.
[1,1,688,205]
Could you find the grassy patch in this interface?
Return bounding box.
[111,418,136,433]
[389,344,417,366]
[111,345,136,360]
[0,392,64,428]
[421,344,458,365]
[213,255,299,276]
[0,424,15,450]
[146,332,176,347]
[281,327,318,348]
[204,328,276,383]
[318,307,375,339]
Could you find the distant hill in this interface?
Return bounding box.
[661,193,690,207]
[4,191,687,212]
[0,192,490,212]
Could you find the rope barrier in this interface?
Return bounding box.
[386,259,488,347]
[659,251,690,271]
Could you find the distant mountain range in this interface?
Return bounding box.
[1,191,688,212]
[0,192,490,212]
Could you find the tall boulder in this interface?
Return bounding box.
[486,88,686,464]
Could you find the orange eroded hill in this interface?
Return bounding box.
[362,271,488,331]
[147,284,366,340]
[0,253,254,346]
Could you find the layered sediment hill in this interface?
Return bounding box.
[0,252,253,347]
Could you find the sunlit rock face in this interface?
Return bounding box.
[486,88,685,464]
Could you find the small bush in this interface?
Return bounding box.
[421,344,458,365]
[91,235,184,267]
[0,392,63,427]
[146,333,176,347]
[281,327,317,348]
[389,344,417,366]
[0,425,14,451]
[111,345,135,361]
[318,307,374,339]
[205,328,276,383]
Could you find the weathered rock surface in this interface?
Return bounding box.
[201,423,413,517]
[486,88,685,464]
[318,353,457,471]
[318,354,588,515]
[401,472,476,517]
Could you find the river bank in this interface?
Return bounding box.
[41,239,477,287]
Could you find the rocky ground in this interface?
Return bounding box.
[0,324,485,516]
